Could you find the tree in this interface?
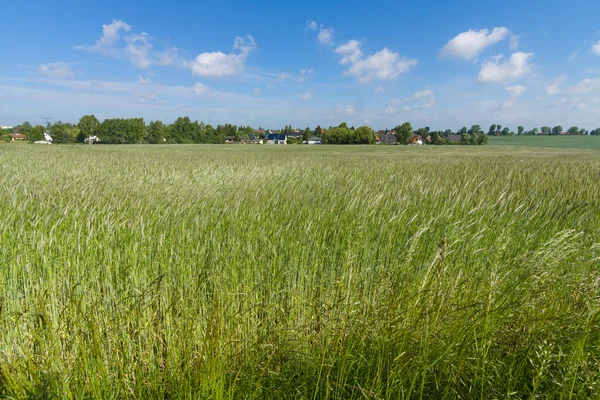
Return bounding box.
[460,133,471,145]
[518,126,524,135]
[458,127,467,135]
[50,121,75,144]
[78,115,100,143]
[394,122,413,145]
[444,129,452,137]
[552,125,563,135]
[354,126,376,144]
[147,120,165,144]
[17,121,32,133]
[567,126,579,135]
[540,126,551,135]
[496,125,502,135]
[303,127,311,141]
[315,125,324,137]
[501,127,510,136]
[27,125,45,142]
[470,125,482,135]
[477,133,488,145]
[488,124,496,135]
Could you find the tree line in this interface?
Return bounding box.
[3,116,599,145]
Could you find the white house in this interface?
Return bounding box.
[35,131,53,144]
[308,136,322,145]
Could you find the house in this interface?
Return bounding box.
[560,131,568,135]
[308,136,322,145]
[266,133,287,144]
[380,130,397,145]
[86,135,99,144]
[242,138,263,144]
[447,134,462,144]
[224,136,236,143]
[9,133,26,142]
[286,132,303,140]
[408,135,423,145]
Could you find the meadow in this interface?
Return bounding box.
[1,144,599,398]
[488,134,600,150]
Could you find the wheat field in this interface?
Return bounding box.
[1,144,599,398]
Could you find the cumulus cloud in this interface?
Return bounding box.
[192,82,211,96]
[335,40,363,64]
[305,20,317,31]
[503,85,526,109]
[76,20,175,69]
[593,40,600,55]
[38,62,73,79]
[186,35,256,78]
[335,40,417,82]
[477,52,534,83]
[546,74,566,95]
[300,92,312,100]
[383,106,399,115]
[124,33,153,68]
[565,77,600,95]
[440,27,510,59]
[318,25,334,45]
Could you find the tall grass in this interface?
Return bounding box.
[1,144,599,398]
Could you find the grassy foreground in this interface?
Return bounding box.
[488,135,600,150]
[1,144,600,398]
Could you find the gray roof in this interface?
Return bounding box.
[308,136,322,141]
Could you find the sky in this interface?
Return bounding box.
[2,0,600,131]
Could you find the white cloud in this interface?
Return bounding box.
[137,93,161,103]
[95,20,132,50]
[298,68,314,82]
[478,52,534,83]
[335,40,363,65]
[510,35,520,50]
[593,40,600,55]
[305,20,317,31]
[569,50,578,62]
[383,106,399,115]
[138,76,151,84]
[546,74,566,95]
[252,88,262,95]
[503,85,526,109]
[300,92,312,100]
[187,35,255,78]
[38,62,73,80]
[124,33,153,68]
[565,77,600,95]
[390,89,435,108]
[192,82,211,96]
[440,27,510,59]
[336,42,417,82]
[158,47,178,66]
[375,86,384,95]
[318,25,334,45]
[335,104,355,116]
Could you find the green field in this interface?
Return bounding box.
[489,134,600,150]
[1,144,600,398]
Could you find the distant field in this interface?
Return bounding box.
[1,145,600,398]
[488,135,600,150]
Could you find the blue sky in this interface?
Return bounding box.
[2,0,600,130]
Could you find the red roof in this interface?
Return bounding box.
[9,133,26,139]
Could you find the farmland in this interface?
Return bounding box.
[488,135,600,150]
[1,144,600,398]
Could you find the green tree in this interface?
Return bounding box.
[518,126,524,135]
[540,126,551,135]
[488,124,496,135]
[501,127,510,136]
[567,126,579,135]
[50,121,75,144]
[551,125,563,135]
[147,121,165,144]
[315,125,324,137]
[477,133,488,145]
[354,126,376,144]
[78,115,100,143]
[394,122,413,145]
[458,127,467,135]
[18,121,32,133]
[27,125,45,142]
[460,133,471,145]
